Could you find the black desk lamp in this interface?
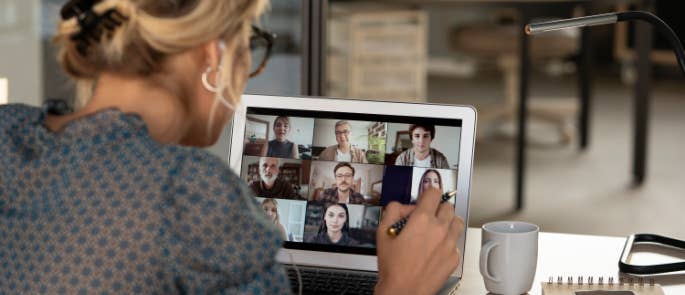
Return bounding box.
[526,11,685,76]
[526,12,685,275]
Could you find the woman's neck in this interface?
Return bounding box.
[327,230,343,243]
[338,144,350,153]
[45,73,191,144]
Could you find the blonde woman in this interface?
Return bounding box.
[318,120,367,163]
[0,0,464,294]
[261,198,289,241]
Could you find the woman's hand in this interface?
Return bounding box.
[375,188,465,295]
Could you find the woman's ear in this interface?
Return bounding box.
[200,39,225,69]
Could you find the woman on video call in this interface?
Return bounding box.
[418,169,444,197]
[308,203,359,246]
[318,120,368,163]
[263,116,299,159]
[0,0,464,293]
[262,198,289,241]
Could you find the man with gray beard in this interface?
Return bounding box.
[249,157,300,199]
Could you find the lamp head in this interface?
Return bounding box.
[526,13,618,35]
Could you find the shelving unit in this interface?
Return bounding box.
[327,3,428,102]
[247,163,260,183]
[280,163,302,185]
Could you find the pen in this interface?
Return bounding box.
[386,191,457,237]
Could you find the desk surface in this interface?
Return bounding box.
[457,228,685,294]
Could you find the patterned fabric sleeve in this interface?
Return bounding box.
[159,149,292,294]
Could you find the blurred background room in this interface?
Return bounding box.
[3,0,683,238]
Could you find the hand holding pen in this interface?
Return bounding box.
[387,191,457,237]
[375,188,465,295]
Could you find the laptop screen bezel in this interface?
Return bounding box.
[228,94,476,275]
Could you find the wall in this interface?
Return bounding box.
[0,0,42,106]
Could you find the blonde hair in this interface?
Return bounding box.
[334,120,350,129]
[261,198,280,222]
[54,0,268,108]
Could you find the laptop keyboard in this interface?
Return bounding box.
[285,266,377,295]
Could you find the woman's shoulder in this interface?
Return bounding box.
[319,145,336,157]
[162,146,243,186]
[0,104,41,127]
[346,235,360,246]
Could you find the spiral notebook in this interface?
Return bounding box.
[541,276,665,295]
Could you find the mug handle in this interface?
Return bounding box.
[479,241,500,283]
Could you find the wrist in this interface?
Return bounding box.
[375,281,411,295]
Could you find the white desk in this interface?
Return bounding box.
[456,228,685,294]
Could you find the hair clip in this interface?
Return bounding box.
[43,99,73,116]
[60,0,127,55]
[60,0,100,20]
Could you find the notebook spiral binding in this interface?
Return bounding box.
[546,275,656,287]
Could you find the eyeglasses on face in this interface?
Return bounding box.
[249,25,275,78]
[335,173,354,179]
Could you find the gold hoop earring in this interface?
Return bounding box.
[201,66,222,93]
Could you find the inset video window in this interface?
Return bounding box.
[243,115,315,160]
[303,201,380,248]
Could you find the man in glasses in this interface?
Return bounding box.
[321,162,365,204]
[318,120,368,163]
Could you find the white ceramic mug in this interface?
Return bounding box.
[479,221,539,295]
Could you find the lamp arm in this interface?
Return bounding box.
[617,11,685,76]
[527,11,685,76]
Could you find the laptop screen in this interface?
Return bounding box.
[239,107,462,255]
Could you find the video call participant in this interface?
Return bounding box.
[262,116,299,159]
[261,198,289,241]
[395,124,449,168]
[416,169,444,204]
[307,202,359,246]
[249,157,299,199]
[318,120,368,163]
[321,162,365,204]
[411,169,444,204]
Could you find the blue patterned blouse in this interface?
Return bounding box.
[0,104,291,294]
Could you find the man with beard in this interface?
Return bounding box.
[321,162,365,204]
[249,157,300,199]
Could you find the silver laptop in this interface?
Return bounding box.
[228,94,476,294]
